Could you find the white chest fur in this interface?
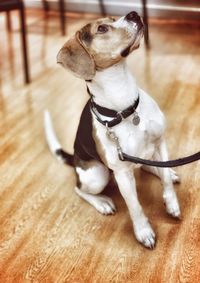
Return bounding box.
[93,89,165,170]
[89,61,166,170]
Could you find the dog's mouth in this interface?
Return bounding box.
[126,12,144,47]
[124,11,144,50]
[131,27,144,48]
[121,26,143,57]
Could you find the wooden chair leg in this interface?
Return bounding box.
[59,0,66,36]
[142,0,150,48]
[99,0,106,17]
[42,0,49,19]
[6,11,12,31]
[19,4,30,84]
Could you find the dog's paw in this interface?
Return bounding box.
[75,188,116,215]
[163,191,181,219]
[134,220,156,249]
[93,195,117,215]
[170,169,181,184]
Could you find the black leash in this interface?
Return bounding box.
[119,151,200,168]
[88,86,200,168]
[105,123,200,168]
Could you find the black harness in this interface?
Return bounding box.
[74,100,101,162]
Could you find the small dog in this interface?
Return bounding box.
[45,11,181,249]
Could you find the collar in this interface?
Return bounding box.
[88,87,140,128]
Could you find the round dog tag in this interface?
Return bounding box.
[132,112,140,125]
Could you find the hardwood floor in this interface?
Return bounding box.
[0,9,200,283]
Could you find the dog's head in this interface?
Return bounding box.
[57,11,144,80]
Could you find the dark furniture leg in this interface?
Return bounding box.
[42,0,66,35]
[19,3,30,83]
[59,0,66,36]
[99,0,106,17]
[142,0,150,47]
[42,0,49,19]
[6,11,12,31]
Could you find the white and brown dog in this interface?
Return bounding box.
[44,11,181,249]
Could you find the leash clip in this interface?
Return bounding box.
[105,123,124,161]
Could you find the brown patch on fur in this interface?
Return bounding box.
[78,19,136,70]
[57,34,95,80]
[57,16,143,77]
[79,24,93,45]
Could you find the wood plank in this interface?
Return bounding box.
[0,9,200,283]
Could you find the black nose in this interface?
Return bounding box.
[125,11,140,22]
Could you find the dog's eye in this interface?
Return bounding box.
[97,24,109,34]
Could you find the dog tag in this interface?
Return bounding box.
[132,112,140,125]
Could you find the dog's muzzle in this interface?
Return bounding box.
[125,11,143,30]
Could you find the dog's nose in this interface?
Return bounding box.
[125,11,140,22]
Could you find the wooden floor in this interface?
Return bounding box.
[0,9,200,283]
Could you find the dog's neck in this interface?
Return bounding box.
[87,60,139,111]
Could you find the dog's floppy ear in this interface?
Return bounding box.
[57,32,96,80]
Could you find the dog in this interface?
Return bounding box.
[44,11,181,249]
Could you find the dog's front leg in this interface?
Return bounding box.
[157,139,181,218]
[114,169,156,249]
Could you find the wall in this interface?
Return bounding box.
[25,0,200,19]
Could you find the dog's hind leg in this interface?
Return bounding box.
[75,187,116,215]
[75,161,116,215]
[156,140,181,218]
[142,164,160,179]
[169,168,180,184]
[142,156,180,184]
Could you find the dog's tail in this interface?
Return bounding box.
[44,111,74,166]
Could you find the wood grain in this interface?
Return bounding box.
[0,9,200,283]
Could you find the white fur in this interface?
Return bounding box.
[76,162,109,195]
[44,110,116,214]
[75,187,116,215]
[53,15,181,249]
[44,110,62,159]
[84,60,181,248]
[112,16,137,32]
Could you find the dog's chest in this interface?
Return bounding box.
[93,94,165,169]
[117,116,164,155]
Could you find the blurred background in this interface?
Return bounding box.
[0,0,199,86]
[0,1,200,282]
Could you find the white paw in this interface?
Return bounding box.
[93,195,117,215]
[170,169,180,184]
[134,220,156,249]
[163,192,181,218]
